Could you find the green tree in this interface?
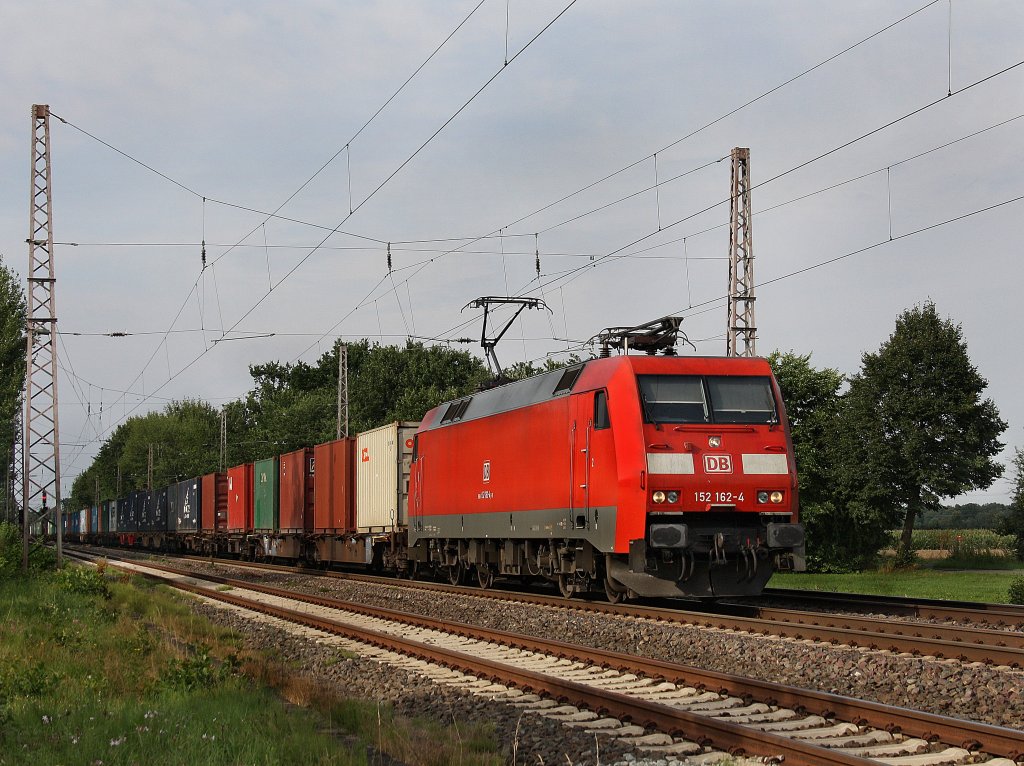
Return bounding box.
[766,351,842,508]
[230,340,490,462]
[69,399,221,509]
[842,302,1006,557]
[0,256,26,522]
[767,351,855,570]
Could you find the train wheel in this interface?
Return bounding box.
[557,573,576,599]
[603,575,626,604]
[447,561,463,585]
[476,565,493,590]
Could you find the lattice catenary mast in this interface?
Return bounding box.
[336,343,349,439]
[726,147,756,357]
[23,104,62,568]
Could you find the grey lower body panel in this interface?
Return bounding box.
[607,555,774,599]
[409,506,618,552]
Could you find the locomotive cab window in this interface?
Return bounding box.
[706,376,777,424]
[594,390,610,430]
[638,375,709,424]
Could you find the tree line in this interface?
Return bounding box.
[0,255,1019,571]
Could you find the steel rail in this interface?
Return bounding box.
[74,545,1024,664]
[762,587,1024,624]
[70,550,1024,762]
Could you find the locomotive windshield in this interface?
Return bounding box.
[638,374,777,425]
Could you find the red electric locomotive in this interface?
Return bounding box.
[408,355,805,599]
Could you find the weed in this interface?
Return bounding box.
[0,661,58,698]
[55,565,111,599]
[159,645,234,691]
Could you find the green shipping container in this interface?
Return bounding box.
[254,457,280,531]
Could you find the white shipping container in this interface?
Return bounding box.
[355,421,418,532]
[108,499,119,533]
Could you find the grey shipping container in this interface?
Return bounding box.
[172,478,201,532]
[354,421,418,532]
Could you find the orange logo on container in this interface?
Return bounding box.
[405,438,414,449]
[361,447,370,463]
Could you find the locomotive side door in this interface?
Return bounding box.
[570,393,592,530]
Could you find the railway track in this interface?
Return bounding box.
[69,548,1024,766]
[761,588,1024,626]
[74,545,1024,667]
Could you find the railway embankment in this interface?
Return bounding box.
[0,528,507,766]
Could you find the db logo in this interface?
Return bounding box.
[703,454,733,474]
[361,447,370,463]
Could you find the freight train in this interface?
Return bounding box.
[65,355,805,599]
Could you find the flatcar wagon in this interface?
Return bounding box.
[408,355,805,599]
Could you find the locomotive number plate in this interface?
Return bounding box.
[695,491,744,503]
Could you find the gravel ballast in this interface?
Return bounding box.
[100,550,1024,763]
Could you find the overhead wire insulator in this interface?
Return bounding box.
[387,242,392,274]
[201,197,207,270]
[534,233,540,278]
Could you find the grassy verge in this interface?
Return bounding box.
[769,568,1022,603]
[0,561,502,766]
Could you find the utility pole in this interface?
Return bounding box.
[147,444,154,491]
[726,147,756,357]
[336,343,349,439]
[116,463,122,496]
[23,104,62,569]
[219,408,227,471]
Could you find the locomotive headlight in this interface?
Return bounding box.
[770,491,784,504]
[708,436,722,448]
[652,491,666,504]
[666,491,679,503]
[757,490,769,504]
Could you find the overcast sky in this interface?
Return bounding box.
[2,1,1022,502]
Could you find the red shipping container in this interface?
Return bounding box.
[226,463,254,532]
[313,438,355,533]
[201,472,228,532]
[279,447,314,532]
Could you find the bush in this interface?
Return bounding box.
[160,646,238,691]
[1009,576,1024,605]
[0,522,56,580]
[55,564,111,599]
